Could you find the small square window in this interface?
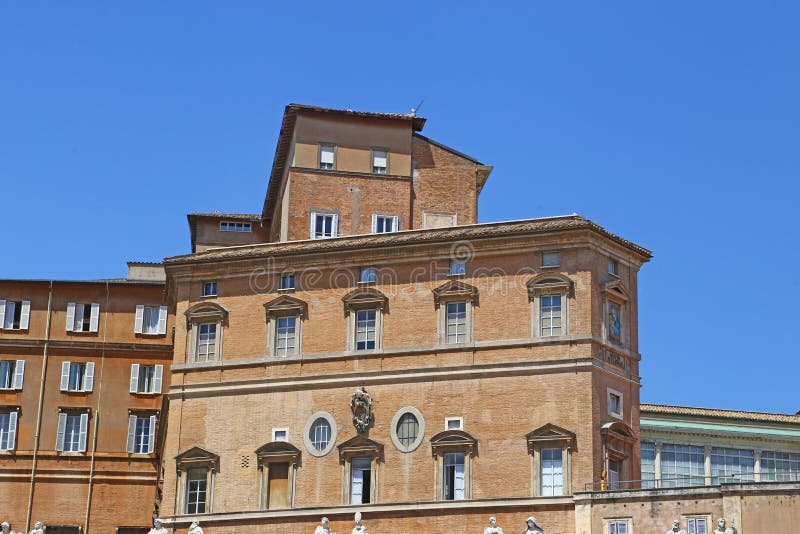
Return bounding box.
[542,252,560,268]
[311,212,338,239]
[359,267,377,284]
[272,428,288,442]
[202,282,217,297]
[607,520,629,534]
[319,144,335,170]
[373,215,398,233]
[445,417,463,431]
[607,389,623,419]
[280,274,295,290]
[609,259,619,276]
[449,261,466,276]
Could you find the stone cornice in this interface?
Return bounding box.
[0,338,173,354]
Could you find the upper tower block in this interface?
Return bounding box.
[262,104,493,242]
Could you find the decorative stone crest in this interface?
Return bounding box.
[350,388,373,434]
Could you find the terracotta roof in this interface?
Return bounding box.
[641,403,800,425]
[261,104,426,221]
[165,214,652,266]
[188,213,262,221]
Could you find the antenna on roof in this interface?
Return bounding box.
[411,98,425,116]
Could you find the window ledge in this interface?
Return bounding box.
[61,390,92,395]
[58,451,87,457]
[131,391,159,396]
[447,274,466,279]
[356,281,377,286]
[540,265,560,269]
[277,288,296,293]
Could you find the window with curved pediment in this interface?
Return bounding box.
[184,303,229,363]
[256,441,301,509]
[338,435,384,504]
[430,429,477,500]
[342,288,388,352]
[527,274,573,338]
[264,295,307,358]
[526,423,576,496]
[600,421,637,490]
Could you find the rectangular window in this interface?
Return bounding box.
[0,360,24,390]
[196,323,217,362]
[319,144,335,170]
[0,410,18,451]
[711,447,755,483]
[280,274,295,290]
[641,442,656,489]
[446,417,463,431]
[355,310,376,351]
[443,453,465,500]
[56,412,88,453]
[0,299,30,330]
[372,215,398,233]
[609,259,619,276]
[135,305,167,335]
[126,414,157,454]
[687,518,709,534]
[542,251,560,267]
[186,468,208,514]
[540,294,562,336]
[761,451,800,482]
[445,302,467,344]
[541,448,564,496]
[608,390,622,418]
[272,428,288,442]
[350,457,372,504]
[608,521,628,534]
[311,212,338,239]
[202,281,217,297]
[608,459,621,490]
[449,261,466,276]
[66,302,99,333]
[372,149,387,174]
[60,361,94,392]
[360,267,377,284]
[129,364,163,394]
[661,444,705,487]
[219,221,252,232]
[274,316,297,357]
[607,300,622,343]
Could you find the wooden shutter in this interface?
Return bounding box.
[0,300,5,328]
[158,305,168,334]
[153,365,163,394]
[89,303,100,332]
[78,413,89,452]
[60,361,71,391]
[134,305,144,334]
[268,462,290,509]
[148,414,157,453]
[19,300,30,330]
[66,302,76,332]
[5,411,17,451]
[55,412,67,451]
[129,364,140,393]
[13,360,25,390]
[126,415,137,453]
[84,362,95,391]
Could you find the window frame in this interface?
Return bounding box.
[0,407,19,451]
[219,221,252,232]
[684,516,711,534]
[390,406,425,453]
[607,388,623,419]
[541,251,560,268]
[445,417,464,431]
[255,441,301,510]
[175,446,219,515]
[303,412,337,457]
[605,519,631,534]
[0,299,31,330]
[0,359,25,390]
[264,295,307,359]
[201,281,218,297]
[134,305,168,336]
[184,303,228,364]
[59,361,95,393]
[55,409,90,453]
[526,423,575,496]
[433,281,478,346]
[359,267,377,284]
[65,302,100,333]
[343,289,387,352]
[430,429,477,501]
[371,148,388,174]
[310,211,339,239]
[528,274,573,339]
[371,214,399,233]
[128,363,164,395]
[126,412,157,455]
[279,273,296,291]
[318,143,336,170]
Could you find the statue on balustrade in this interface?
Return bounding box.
[352,512,369,534]
[713,518,736,534]
[189,520,204,534]
[149,518,168,534]
[315,517,336,534]
[484,516,504,534]
[28,522,44,534]
[666,520,685,534]
[522,517,544,534]
[1,521,17,534]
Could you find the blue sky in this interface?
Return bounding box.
[1,2,798,413]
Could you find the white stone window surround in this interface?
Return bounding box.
[390,406,426,453]
[342,288,388,353]
[527,274,573,339]
[303,411,338,457]
[310,210,339,239]
[607,387,624,419]
[371,213,399,233]
[445,417,463,431]
[526,423,576,497]
[175,446,219,515]
[264,295,307,358]
[184,303,228,364]
[604,519,632,534]
[272,427,289,442]
[433,280,478,346]
[683,515,711,534]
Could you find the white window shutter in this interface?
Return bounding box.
[19,300,31,330]
[371,214,377,233]
[310,212,316,239]
[129,364,140,393]
[126,415,137,453]
[55,412,67,451]
[84,362,95,392]
[0,300,6,329]
[78,413,89,452]
[391,216,398,231]
[153,364,163,394]
[134,305,144,334]
[5,411,17,451]
[60,361,71,391]
[148,414,157,453]
[89,303,100,333]
[66,302,76,332]
[13,360,25,390]
[158,305,168,335]
[332,213,339,237]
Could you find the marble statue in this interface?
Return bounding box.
[351,512,369,534]
[315,517,336,534]
[712,518,736,534]
[148,518,168,534]
[522,517,544,534]
[666,520,685,534]
[484,516,504,534]
[28,522,43,534]
[189,520,204,534]
[2,521,17,534]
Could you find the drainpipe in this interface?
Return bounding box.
[26,281,54,532]
[83,281,109,532]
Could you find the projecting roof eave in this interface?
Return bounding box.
[164,214,652,267]
[641,403,800,425]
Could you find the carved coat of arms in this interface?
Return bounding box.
[350,388,373,434]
